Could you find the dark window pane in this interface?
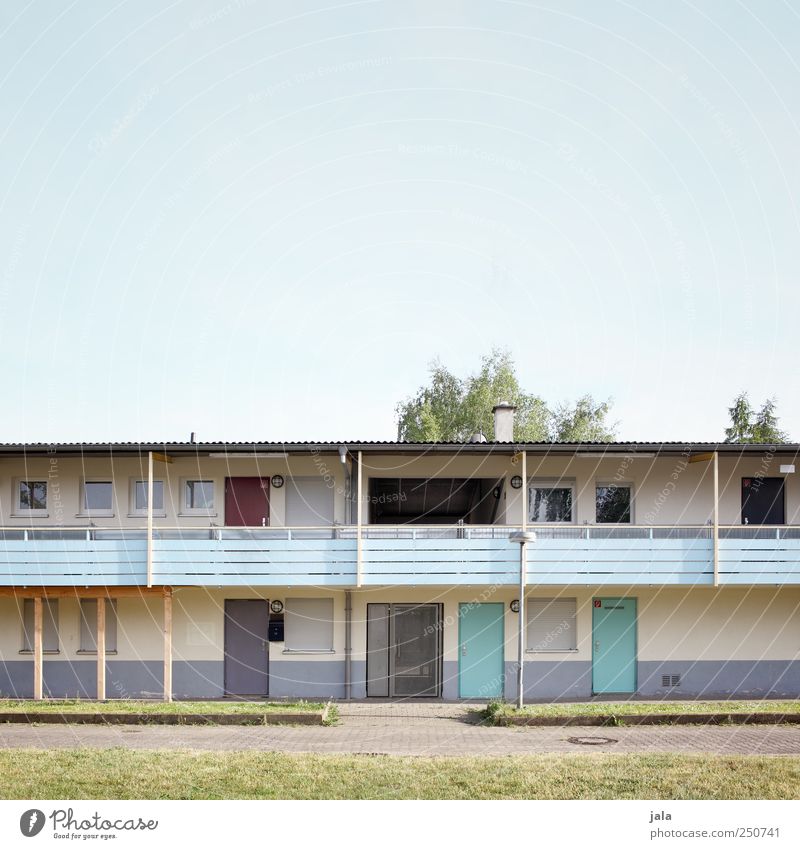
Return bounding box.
[19,481,47,510]
[596,485,631,523]
[186,480,214,509]
[135,480,164,511]
[529,487,572,522]
[85,481,112,511]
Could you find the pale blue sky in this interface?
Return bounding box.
[1,1,798,443]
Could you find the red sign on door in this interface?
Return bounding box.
[593,599,602,608]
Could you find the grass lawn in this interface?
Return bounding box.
[0,699,326,715]
[0,749,797,799]
[482,699,800,723]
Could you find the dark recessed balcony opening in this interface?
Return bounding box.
[368,477,503,525]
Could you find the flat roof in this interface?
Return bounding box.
[0,441,797,457]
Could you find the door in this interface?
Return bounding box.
[224,599,269,696]
[592,598,637,694]
[390,604,441,697]
[458,603,504,698]
[225,477,270,526]
[742,477,785,524]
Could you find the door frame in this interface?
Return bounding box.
[458,602,505,699]
[366,602,443,698]
[223,598,270,697]
[591,597,637,695]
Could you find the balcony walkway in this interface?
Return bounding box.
[1,525,800,587]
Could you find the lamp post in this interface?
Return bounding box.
[510,531,536,709]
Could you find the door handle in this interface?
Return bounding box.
[461,643,467,657]
[594,641,600,650]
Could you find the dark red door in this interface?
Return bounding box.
[225,477,270,526]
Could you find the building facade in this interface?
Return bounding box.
[2,410,799,702]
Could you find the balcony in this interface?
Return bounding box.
[1,525,800,587]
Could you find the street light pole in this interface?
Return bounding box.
[510,530,536,709]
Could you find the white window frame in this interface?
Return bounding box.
[527,478,576,524]
[78,599,118,654]
[12,478,49,517]
[77,479,115,518]
[179,478,217,517]
[595,480,634,524]
[525,597,578,653]
[20,599,59,653]
[283,597,335,654]
[128,478,167,518]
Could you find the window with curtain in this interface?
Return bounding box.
[79,599,118,652]
[22,599,59,652]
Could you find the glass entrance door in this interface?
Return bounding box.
[390,604,441,697]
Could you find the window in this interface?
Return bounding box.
[596,484,632,523]
[526,598,577,652]
[131,479,165,515]
[79,599,118,653]
[21,599,59,652]
[81,481,113,516]
[528,481,574,523]
[18,480,47,513]
[184,480,214,513]
[284,598,334,652]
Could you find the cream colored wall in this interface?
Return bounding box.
[0,454,348,528]
[1,450,798,529]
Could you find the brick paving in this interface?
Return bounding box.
[1,702,800,756]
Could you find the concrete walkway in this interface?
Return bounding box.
[1,703,800,755]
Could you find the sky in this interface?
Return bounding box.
[1,1,798,444]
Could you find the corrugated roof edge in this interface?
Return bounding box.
[0,441,798,455]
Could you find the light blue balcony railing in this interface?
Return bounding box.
[1,525,800,587]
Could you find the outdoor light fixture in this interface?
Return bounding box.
[510,475,523,489]
[780,465,795,474]
[339,445,348,464]
[510,599,520,613]
[271,474,285,488]
[270,600,284,614]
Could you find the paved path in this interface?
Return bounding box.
[1,703,800,756]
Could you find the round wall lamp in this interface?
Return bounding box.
[271,474,285,488]
[510,599,520,613]
[270,600,284,614]
[510,475,523,489]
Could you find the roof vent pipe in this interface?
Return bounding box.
[492,402,516,442]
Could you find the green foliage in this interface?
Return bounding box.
[724,393,789,443]
[396,349,616,442]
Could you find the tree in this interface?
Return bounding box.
[724,392,789,444]
[396,349,616,442]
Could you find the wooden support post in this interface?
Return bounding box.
[33,597,43,701]
[713,450,719,587]
[356,450,363,588]
[96,596,106,701]
[521,451,528,531]
[163,592,173,702]
[146,450,154,588]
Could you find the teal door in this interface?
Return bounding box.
[592,598,637,694]
[459,603,504,698]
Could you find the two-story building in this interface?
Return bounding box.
[1,405,799,702]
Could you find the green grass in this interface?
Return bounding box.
[0,749,796,799]
[482,699,800,723]
[0,699,326,715]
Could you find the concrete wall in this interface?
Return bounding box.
[2,585,797,700]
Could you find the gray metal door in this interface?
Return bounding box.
[366,603,390,697]
[390,604,441,697]
[224,599,269,696]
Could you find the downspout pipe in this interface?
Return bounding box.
[345,590,352,700]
